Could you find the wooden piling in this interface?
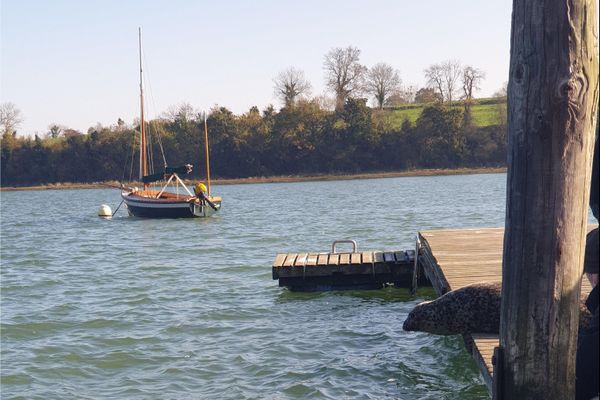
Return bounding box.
[501,1,598,398]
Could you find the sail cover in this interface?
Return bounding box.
[142,164,193,183]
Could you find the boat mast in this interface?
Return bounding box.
[204,116,211,196]
[138,27,147,185]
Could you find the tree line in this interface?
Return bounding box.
[0,98,507,186]
[0,46,507,186]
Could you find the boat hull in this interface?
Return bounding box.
[121,192,220,218]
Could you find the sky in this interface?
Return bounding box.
[1,0,512,137]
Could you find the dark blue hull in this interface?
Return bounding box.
[121,192,220,218]
[126,203,195,218]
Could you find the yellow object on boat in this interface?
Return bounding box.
[195,182,207,194]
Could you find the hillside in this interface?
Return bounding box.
[379,97,507,129]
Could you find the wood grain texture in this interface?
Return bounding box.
[273,254,287,268]
[350,253,362,265]
[306,253,319,266]
[339,253,350,265]
[283,253,297,267]
[502,0,598,397]
[294,253,308,267]
[317,253,329,266]
[362,251,373,264]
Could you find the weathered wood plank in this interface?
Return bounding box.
[373,251,384,263]
[317,253,329,266]
[339,253,350,265]
[294,253,308,267]
[273,253,287,267]
[383,252,395,263]
[362,251,373,264]
[306,253,319,266]
[328,253,339,265]
[394,251,406,263]
[350,253,362,265]
[283,253,297,267]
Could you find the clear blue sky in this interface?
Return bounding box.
[1,0,512,136]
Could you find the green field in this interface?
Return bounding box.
[379,98,506,130]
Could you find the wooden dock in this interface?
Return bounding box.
[416,226,594,392]
[272,244,423,291]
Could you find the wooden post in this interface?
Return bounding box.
[204,116,211,196]
[500,1,598,399]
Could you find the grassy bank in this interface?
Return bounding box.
[380,97,506,129]
[0,167,507,191]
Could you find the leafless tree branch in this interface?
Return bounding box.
[367,63,401,109]
[323,46,366,110]
[273,67,312,108]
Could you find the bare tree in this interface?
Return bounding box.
[164,103,196,123]
[323,46,366,110]
[462,66,485,103]
[461,66,486,126]
[0,102,23,135]
[273,67,312,108]
[425,60,463,103]
[366,63,401,109]
[424,64,445,102]
[441,60,462,103]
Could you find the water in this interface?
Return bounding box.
[0,173,509,399]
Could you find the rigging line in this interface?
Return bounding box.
[142,49,168,168]
[148,129,155,173]
[147,126,155,174]
[154,121,167,168]
[126,130,136,182]
[120,132,130,182]
[146,129,152,174]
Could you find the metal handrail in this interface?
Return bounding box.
[331,240,358,253]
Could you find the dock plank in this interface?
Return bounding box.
[417,226,595,394]
[328,253,340,265]
[274,247,416,289]
[350,253,362,264]
[294,253,308,267]
[306,253,319,266]
[394,251,406,263]
[317,253,329,266]
[383,252,396,263]
[283,253,297,267]
[362,251,373,264]
[273,254,287,268]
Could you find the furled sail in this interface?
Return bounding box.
[142,164,193,183]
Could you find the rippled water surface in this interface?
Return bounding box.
[1,173,509,399]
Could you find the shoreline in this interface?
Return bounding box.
[0,167,506,191]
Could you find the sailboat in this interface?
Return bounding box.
[121,28,222,218]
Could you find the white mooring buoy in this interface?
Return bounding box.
[98,204,113,217]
